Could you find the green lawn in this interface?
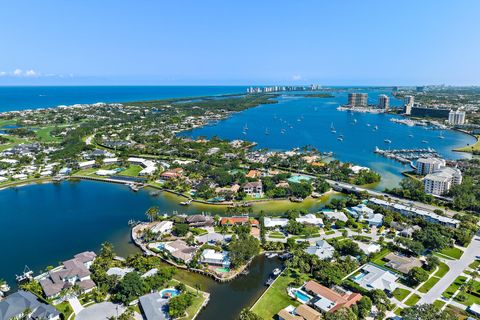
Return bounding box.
[171,279,207,320]
[453,279,480,307]
[418,276,441,293]
[433,300,446,309]
[371,248,391,267]
[393,288,411,301]
[35,126,62,143]
[118,165,143,177]
[444,304,470,320]
[404,294,421,307]
[251,272,300,319]
[268,231,286,239]
[443,276,467,299]
[454,135,480,153]
[435,262,450,278]
[439,247,464,260]
[469,260,480,270]
[394,307,403,316]
[324,230,335,235]
[55,301,73,319]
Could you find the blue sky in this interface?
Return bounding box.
[1,0,479,85]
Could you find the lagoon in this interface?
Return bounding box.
[182,89,475,189]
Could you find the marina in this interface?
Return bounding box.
[374,147,440,165]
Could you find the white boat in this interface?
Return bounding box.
[266,253,278,258]
[272,268,281,276]
[0,281,10,293]
[330,122,336,133]
[374,125,378,130]
[422,140,429,143]
[439,132,445,139]
[265,128,270,135]
[337,137,343,141]
[384,139,392,144]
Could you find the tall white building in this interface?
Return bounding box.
[448,110,466,125]
[404,95,414,115]
[416,157,446,175]
[348,93,368,106]
[378,94,390,110]
[423,167,462,196]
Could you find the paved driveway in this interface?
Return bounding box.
[76,302,126,320]
[419,235,480,304]
[68,297,84,314]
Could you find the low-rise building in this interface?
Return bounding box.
[139,292,168,320]
[160,168,183,180]
[220,216,259,227]
[423,167,462,196]
[353,264,398,292]
[243,181,263,197]
[151,221,173,235]
[296,214,324,227]
[305,240,335,260]
[185,214,214,227]
[278,304,322,320]
[0,290,60,320]
[369,198,460,228]
[384,252,423,274]
[162,240,196,264]
[346,204,383,227]
[264,217,289,228]
[322,210,348,222]
[303,280,362,313]
[78,160,96,169]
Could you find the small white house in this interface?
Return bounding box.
[264,217,289,228]
[78,160,96,169]
[200,249,231,268]
[296,214,324,227]
[151,221,174,234]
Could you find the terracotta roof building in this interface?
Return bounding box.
[304,280,362,313]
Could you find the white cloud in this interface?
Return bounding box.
[13,69,23,76]
[0,71,7,77]
[25,69,38,77]
[292,74,302,81]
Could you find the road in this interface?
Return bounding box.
[418,234,480,305]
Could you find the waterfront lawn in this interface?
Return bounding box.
[443,276,467,299]
[454,135,480,153]
[393,288,411,302]
[418,276,441,293]
[119,165,143,177]
[170,279,207,320]
[404,294,421,307]
[251,272,301,319]
[439,247,464,260]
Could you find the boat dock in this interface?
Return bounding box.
[374,147,439,164]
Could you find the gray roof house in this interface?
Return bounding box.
[305,240,335,260]
[139,292,168,320]
[0,290,60,320]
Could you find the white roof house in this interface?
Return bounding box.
[96,169,117,176]
[305,240,335,260]
[78,160,96,169]
[106,267,134,279]
[354,264,398,292]
[296,214,324,227]
[264,217,289,228]
[322,210,348,222]
[200,249,230,268]
[151,221,173,235]
[103,157,119,164]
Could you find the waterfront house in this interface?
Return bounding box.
[139,292,168,320]
[96,169,117,176]
[103,157,120,165]
[160,168,184,180]
[0,290,60,320]
[353,264,398,292]
[277,304,322,320]
[58,167,72,175]
[243,181,263,197]
[296,214,324,227]
[150,221,173,235]
[185,214,214,227]
[220,216,259,227]
[200,249,231,268]
[163,240,197,264]
[322,210,348,222]
[78,160,96,170]
[39,251,96,298]
[264,217,289,228]
[304,240,335,260]
[303,280,362,313]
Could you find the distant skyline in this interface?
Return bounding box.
[1,0,480,86]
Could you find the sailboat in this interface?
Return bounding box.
[438,131,445,139]
[330,122,336,133]
[265,128,270,135]
[373,125,378,130]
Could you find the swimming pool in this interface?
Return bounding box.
[160,288,180,299]
[288,175,312,183]
[353,272,366,281]
[295,290,311,303]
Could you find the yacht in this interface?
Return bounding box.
[422,140,429,144]
[337,137,343,141]
[272,268,281,276]
[384,139,392,144]
[374,125,378,130]
[439,132,445,139]
[330,122,336,133]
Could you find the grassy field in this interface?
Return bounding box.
[443,276,467,299]
[393,288,411,301]
[470,260,480,270]
[433,300,446,309]
[435,262,450,278]
[35,126,62,143]
[454,279,480,307]
[371,248,391,267]
[55,301,73,319]
[418,276,441,293]
[118,165,143,177]
[251,272,300,319]
[444,304,471,320]
[405,294,421,307]
[454,135,480,153]
[268,231,286,239]
[439,247,464,260]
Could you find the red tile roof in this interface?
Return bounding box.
[304,280,362,312]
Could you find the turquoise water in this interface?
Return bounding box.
[160,288,180,298]
[182,89,475,189]
[288,175,312,183]
[0,86,248,112]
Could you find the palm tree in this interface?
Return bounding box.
[145,206,159,222]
